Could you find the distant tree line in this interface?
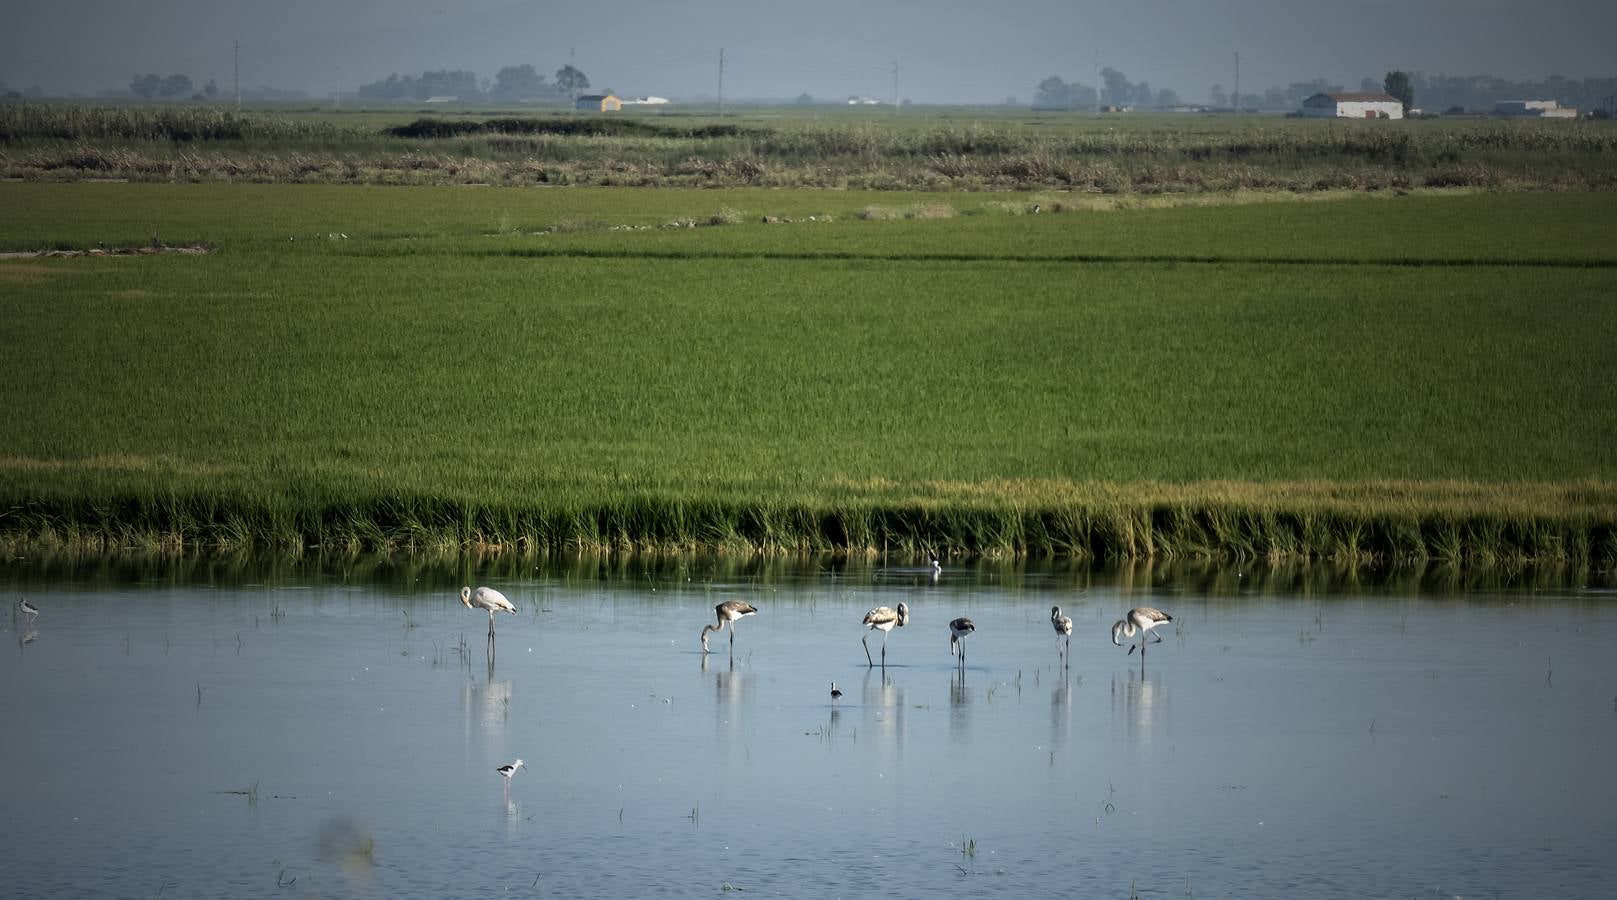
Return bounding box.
[1033,69,1179,110]
[129,73,220,100]
[1035,70,1617,114]
[354,64,590,102]
[1386,72,1617,113]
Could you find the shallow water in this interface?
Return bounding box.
[1,559,1613,898]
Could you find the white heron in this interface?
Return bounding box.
[949,616,975,667]
[930,556,942,580]
[1051,606,1073,666]
[700,600,758,654]
[862,602,909,667]
[461,586,517,640]
[1112,606,1174,663]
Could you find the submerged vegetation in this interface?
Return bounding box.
[2,103,1615,191]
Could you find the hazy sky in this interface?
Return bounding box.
[6,1,1614,102]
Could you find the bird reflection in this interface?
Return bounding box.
[1110,670,1164,740]
[461,676,513,729]
[861,668,906,753]
[949,669,971,743]
[1050,674,1073,749]
[950,668,970,705]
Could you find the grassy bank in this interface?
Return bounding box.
[4,104,1616,191]
[2,185,1614,564]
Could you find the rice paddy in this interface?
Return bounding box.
[2,119,1615,565]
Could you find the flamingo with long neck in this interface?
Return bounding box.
[949,617,975,668]
[1111,606,1173,665]
[461,586,516,640]
[862,602,909,667]
[1051,606,1073,666]
[701,600,758,653]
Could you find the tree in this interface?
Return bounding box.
[204,78,219,98]
[555,64,589,97]
[130,73,160,97]
[1101,67,1132,106]
[491,64,546,101]
[1383,70,1413,114]
[159,74,193,98]
[795,92,815,105]
[1156,88,1181,108]
[1034,75,1070,109]
[1210,84,1226,108]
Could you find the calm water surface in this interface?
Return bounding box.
[1,559,1613,898]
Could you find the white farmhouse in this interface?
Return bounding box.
[1300,91,1404,119]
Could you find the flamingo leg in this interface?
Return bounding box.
[729,620,737,650]
[863,632,874,667]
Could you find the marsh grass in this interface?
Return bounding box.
[5,105,1617,191]
[2,186,1614,564]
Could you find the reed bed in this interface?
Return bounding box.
[4,104,1615,191]
[4,483,1612,566]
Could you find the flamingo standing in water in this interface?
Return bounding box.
[1050,606,1073,666]
[700,600,758,654]
[461,586,517,640]
[1111,606,1174,663]
[862,602,909,667]
[949,617,975,668]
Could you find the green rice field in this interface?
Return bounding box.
[2,182,1615,564]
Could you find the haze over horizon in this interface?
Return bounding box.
[7,1,1615,103]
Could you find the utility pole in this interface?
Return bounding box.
[1093,50,1100,115]
[1233,51,1240,114]
[717,48,725,117]
[891,60,899,110]
[234,39,240,110]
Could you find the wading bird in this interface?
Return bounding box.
[17,598,39,621]
[949,617,975,667]
[461,586,517,640]
[830,682,843,700]
[496,759,525,781]
[862,602,909,668]
[1051,606,1073,666]
[700,600,758,654]
[930,556,942,580]
[1111,606,1174,663]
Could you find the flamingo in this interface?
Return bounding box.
[1112,606,1174,663]
[700,600,758,654]
[949,617,975,667]
[461,586,516,640]
[862,602,909,667]
[1051,606,1073,666]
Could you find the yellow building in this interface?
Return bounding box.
[574,94,623,112]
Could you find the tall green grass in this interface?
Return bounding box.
[2,186,1614,563]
